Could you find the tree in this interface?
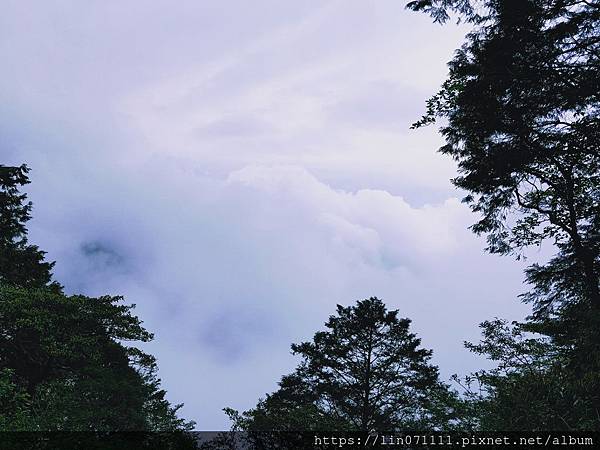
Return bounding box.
[230,298,461,437]
[409,0,600,318]
[455,319,598,430]
[408,0,600,427]
[0,165,194,432]
[0,284,193,432]
[0,165,59,291]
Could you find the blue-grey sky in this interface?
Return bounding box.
[2,0,532,429]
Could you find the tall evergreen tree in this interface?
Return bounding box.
[409,0,600,322]
[0,165,59,291]
[408,0,600,428]
[229,298,461,439]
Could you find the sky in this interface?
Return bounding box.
[1,0,533,429]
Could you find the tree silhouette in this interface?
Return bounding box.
[409,0,600,428]
[230,297,461,439]
[0,165,59,291]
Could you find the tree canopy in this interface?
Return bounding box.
[458,319,598,430]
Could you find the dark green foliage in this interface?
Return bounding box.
[0,284,193,431]
[0,165,60,291]
[409,0,600,429]
[228,298,463,439]
[0,165,193,432]
[457,319,599,430]
[0,369,33,430]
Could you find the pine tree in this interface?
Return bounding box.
[0,165,59,291]
[229,298,461,439]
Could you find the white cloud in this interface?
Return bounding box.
[228,165,467,267]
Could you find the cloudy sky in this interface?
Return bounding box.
[2,1,532,429]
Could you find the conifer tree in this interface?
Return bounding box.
[0,165,58,291]
[228,297,461,443]
[408,0,600,428]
